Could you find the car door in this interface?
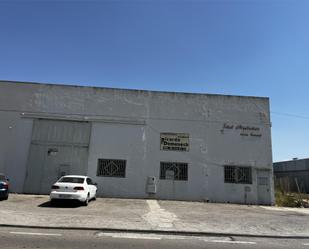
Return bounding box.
[86,178,96,198]
[89,178,97,198]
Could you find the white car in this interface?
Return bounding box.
[50,175,97,206]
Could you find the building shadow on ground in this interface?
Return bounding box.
[38,200,83,208]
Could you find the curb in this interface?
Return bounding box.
[1,224,309,239]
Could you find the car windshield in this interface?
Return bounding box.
[58,177,84,183]
[0,175,5,181]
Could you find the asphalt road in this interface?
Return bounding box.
[1,227,309,249]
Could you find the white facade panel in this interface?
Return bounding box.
[0,111,33,192]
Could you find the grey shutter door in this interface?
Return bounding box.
[23,120,91,194]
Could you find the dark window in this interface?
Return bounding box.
[58,177,85,183]
[97,159,126,178]
[224,166,252,184]
[86,178,93,185]
[160,162,188,181]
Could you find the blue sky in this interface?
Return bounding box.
[0,0,308,161]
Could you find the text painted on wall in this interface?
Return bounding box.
[222,123,262,137]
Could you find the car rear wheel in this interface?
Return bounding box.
[83,193,90,206]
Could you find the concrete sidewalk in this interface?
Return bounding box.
[1,194,309,237]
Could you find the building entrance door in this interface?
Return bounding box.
[23,119,91,194]
[257,170,271,205]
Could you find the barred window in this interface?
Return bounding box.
[97,159,126,178]
[160,162,188,181]
[224,166,252,184]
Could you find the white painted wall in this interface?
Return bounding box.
[0,81,274,204]
[0,111,33,192]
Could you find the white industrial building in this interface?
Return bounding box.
[0,81,274,204]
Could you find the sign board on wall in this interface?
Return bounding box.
[160,133,189,152]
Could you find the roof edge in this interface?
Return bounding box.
[274,158,309,164]
[0,80,270,100]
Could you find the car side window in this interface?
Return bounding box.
[86,178,93,185]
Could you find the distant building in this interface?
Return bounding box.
[274,158,309,193]
[0,80,274,204]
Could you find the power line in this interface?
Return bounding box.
[271,111,309,120]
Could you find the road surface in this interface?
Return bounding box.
[0,227,309,249]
